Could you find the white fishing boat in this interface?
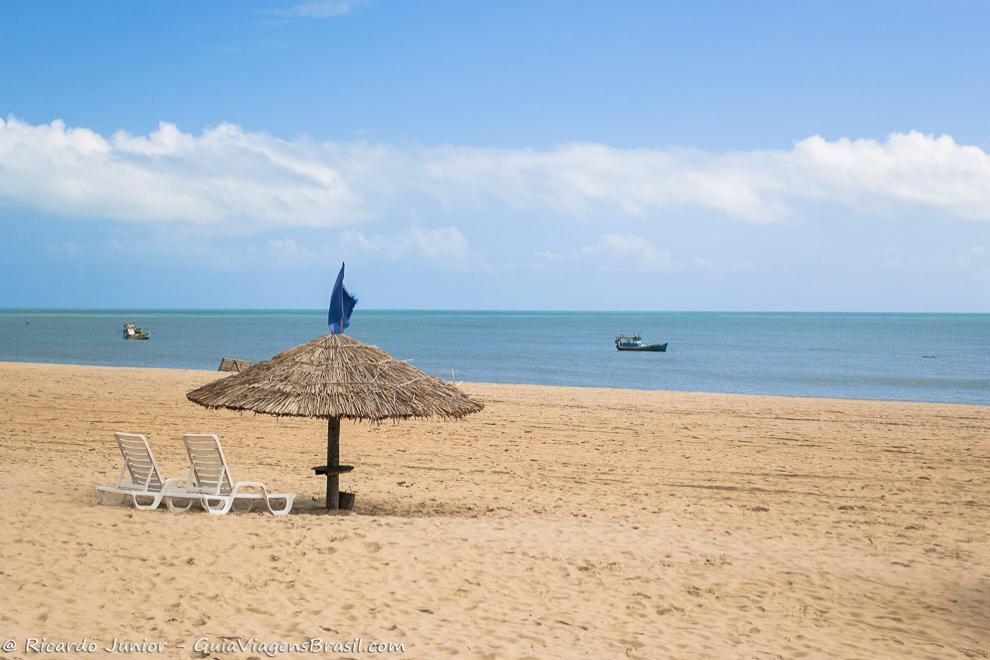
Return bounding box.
[122,322,150,340]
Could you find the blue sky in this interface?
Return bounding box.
[1,0,988,311]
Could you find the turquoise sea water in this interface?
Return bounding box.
[0,310,987,405]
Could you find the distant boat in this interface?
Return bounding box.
[123,322,150,340]
[615,334,667,352]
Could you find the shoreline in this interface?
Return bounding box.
[2,359,986,409]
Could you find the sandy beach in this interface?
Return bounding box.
[0,360,987,659]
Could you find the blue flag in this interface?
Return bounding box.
[328,262,357,334]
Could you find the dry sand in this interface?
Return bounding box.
[0,361,988,659]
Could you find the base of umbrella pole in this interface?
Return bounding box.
[327,417,340,511]
[312,463,355,510]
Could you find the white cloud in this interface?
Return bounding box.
[692,256,716,271]
[4,117,990,229]
[690,255,754,272]
[276,0,366,18]
[536,233,672,272]
[96,234,333,271]
[589,233,672,271]
[250,238,323,268]
[402,226,471,263]
[46,241,85,259]
[533,249,566,265]
[343,225,480,268]
[950,244,988,272]
[0,118,361,229]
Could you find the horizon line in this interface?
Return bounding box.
[1,307,988,315]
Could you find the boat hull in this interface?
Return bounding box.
[123,322,150,340]
[616,342,667,352]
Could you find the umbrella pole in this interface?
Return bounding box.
[326,416,340,511]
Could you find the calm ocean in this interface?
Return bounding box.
[1,310,987,405]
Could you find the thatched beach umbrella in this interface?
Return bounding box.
[186,332,483,510]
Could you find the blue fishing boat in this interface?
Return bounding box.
[615,334,667,352]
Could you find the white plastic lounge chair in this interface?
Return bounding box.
[165,434,295,516]
[96,433,188,510]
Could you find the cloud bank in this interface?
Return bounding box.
[2,116,990,229]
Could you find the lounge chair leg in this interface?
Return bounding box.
[202,496,233,516]
[266,495,295,516]
[97,491,127,507]
[231,498,254,513]
[165,496,194,513]
[130,493,163,511]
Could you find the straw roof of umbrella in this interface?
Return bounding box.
[186,333,483,421]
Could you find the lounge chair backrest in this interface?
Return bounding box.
[183,434,234,495]
[114,432,164,491]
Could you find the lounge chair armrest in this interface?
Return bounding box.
[230,481,269,496]
[115,462,129,488]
